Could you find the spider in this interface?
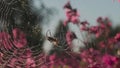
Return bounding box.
[46,30,59,46]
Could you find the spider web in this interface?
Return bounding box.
[54,23,68,48]
[0,0,80,67]
[0,0,44,67]
[0,0,13,31]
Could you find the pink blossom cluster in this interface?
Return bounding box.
[63,1,80,26]
[63,1,120,68]
[80,17,112,38]
[66,30,76,46]
[6,49,36,68]
[40,53,81,68]
[80,48,120,68]
[0,28,27,49]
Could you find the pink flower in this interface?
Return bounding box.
[97,17,103,23]
[65,9,72,20]
[89,26,101,38]
[63,1,80,26]
[66,31,76,45]
[49,54,56,64]
[108,38,116,45]
[0,32,12,49]
[71,15,79,24]
[104,17,112,27]
[7,58,17,67]
[26,58,36,68]
[23,49,32,58]
[89,26,99,33]
[81,21,89,25]
[66,31,72,45]
[100,23,106,29]
[80,21,89,31]
[99,41,106,48]
[12,28,26,39]
[112,56,119,63]
[70,9,80,24]
[80,26,88,31]
[64,1,72,21]
[63,1,72,10]
[12,28,27,48]
[63,19,69,26]
[107,22,112,27]
[0,52,3,58]
[64,9,80,25]
[115,33,120,41]
[102,54,117,66]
